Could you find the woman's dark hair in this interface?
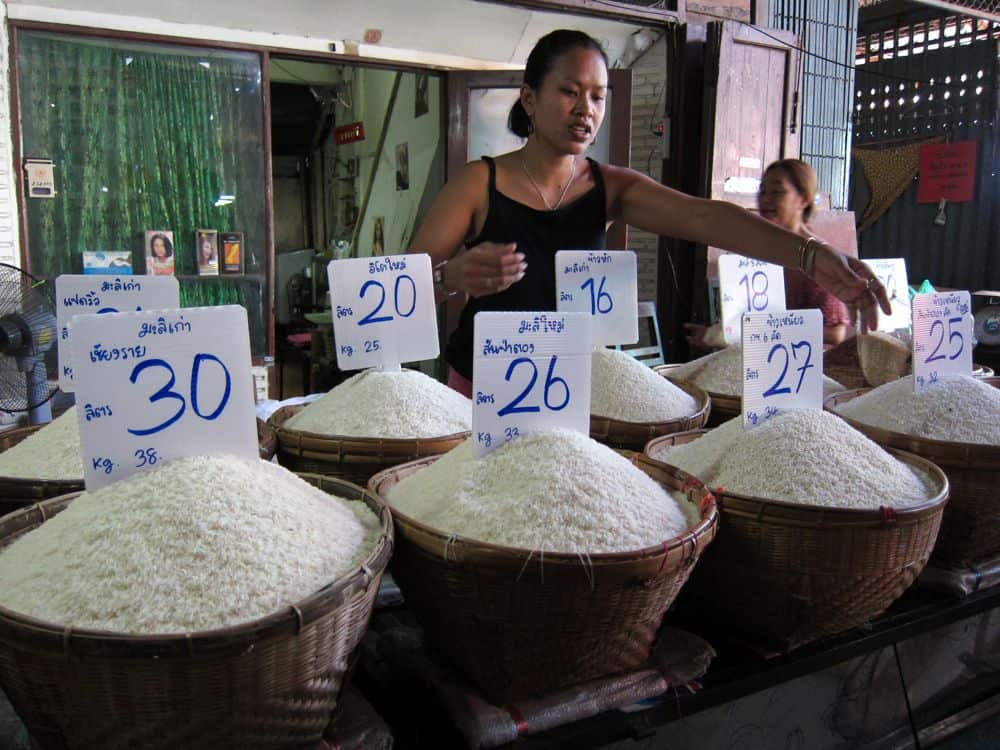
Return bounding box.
[763,158,818,221]
[150,233,173,258]
[508,30,609,139]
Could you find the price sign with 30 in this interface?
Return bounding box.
[328,254,438,371]
[718,254,787,345]
[866,258,911,332]
[741,309,823,429]
[69,306,258,490]
[554,250,638,346]
[55,275,179,391]
[472,311,592,457]
[912,291,973,392]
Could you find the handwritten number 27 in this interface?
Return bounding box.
[762,341,813,398]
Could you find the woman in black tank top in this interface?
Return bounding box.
[409,30,891,392]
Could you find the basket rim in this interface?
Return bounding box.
[589,379,711,428]
[368,452,718,565]
[0,473,393,652]
[268,403,471,445]
[653,364,741,408]
[642,427,950,521]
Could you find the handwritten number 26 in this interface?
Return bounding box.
[497,356,570,417]
[127,354,232,436]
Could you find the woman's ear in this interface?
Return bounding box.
[519,83,535,120]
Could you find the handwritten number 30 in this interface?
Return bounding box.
[127,354,232,436]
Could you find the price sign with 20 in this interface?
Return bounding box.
[328,254,438,370]
[867,258,911,332]
[718,254,787,345]
[554,250,638,346]
[741,309,823,429]
[69,306,258,490]
[471,311,592,457]
[912,291,973,392]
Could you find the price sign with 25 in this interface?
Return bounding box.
[328,254,438,370]
[69,306,258,490]
[554,250,638,346]
[741,309,823,429]
[718,254,787,345]
[867,258,911,332]
[912,291,973,392]
[55,275,179,391]
[471,311,592,457]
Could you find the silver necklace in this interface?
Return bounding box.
[522,156,577,210]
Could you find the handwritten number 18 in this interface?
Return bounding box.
[127,354,232,436]
[739,271,769,312]
[762,341,814,398]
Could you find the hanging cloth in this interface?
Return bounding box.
[852,136,945,232]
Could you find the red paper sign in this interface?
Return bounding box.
[918,140,977,203]
[334,122,365,145]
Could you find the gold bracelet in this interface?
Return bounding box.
[798,236,818,277]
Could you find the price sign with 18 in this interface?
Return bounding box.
[718,254,787,345]
[328,253,438,371]
[554,250,638,346]
[866,258,911,332]
[912,291,973,392]
[69,305,257,490]
[472,311,592,457]
[55,275,180,391]
[741,309,823,429]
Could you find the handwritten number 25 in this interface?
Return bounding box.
[926,317,964,363]
[127,354,232,436]
[762,341,813,398]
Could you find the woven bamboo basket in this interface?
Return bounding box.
[825,378,1000,567]
[368,455,718,703]
[857,332,912,387]
[0,425,82,518]
[824,337,870,390]
[641,431,948,650]
[590,380,711,450]
[0,474,393,749]
[269,404,469,486]
[654,364,739,427]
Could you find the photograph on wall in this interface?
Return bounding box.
[415,73,429,118]
[220,231,244,274]
[83,251,133,275]
[144,230,175,275]
[395,143,409,192]
[196,229,219,276]
[372,217,385,256]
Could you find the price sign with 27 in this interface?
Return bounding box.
[472,311,592,457]
[554,250,638,346]
[912,291,973,392]
[719,254,787,345]
[69,306,258,490]
[328,254,438,371]
[741,309,823,429]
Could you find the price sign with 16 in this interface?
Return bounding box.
[472,311,592,457]
[718,254,787,345]
[741,309,823,429]
[55,275,180,391]
[912,291,973,392]
[69,305,257,490]
[554,250,638,346]
[866,258,911,332]
[328,253,438,371]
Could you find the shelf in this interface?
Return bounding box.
[175,274,265,282]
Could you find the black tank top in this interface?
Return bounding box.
[445,156,608,379]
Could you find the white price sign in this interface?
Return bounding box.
[55,275,179,391]
[328,254,438,370]
[70,306,257,490]
[719,254,787,345]
[912,291,973,392]
[555,250,638,346]
[741,309,823,429]
[867,258,911,332]
[472,311,592,457]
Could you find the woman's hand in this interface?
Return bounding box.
[810,244,891,333]
[444,242,527,298]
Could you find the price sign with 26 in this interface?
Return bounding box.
[912,291,973,392]
[328,254,438,371]
[471,311,592,457]
[554,250,638,346]
[867,258,911,332]
[741,309,823,429]
[718,254,787,345]
[69,306,257,490]
[55,275,179,391]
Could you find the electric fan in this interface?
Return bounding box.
[0,263,58,425]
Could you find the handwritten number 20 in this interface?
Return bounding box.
[497,356,570,417]
[762,341,813,398]
[358,275,417,326]
[926,317,964,363]
[127,354,231,436]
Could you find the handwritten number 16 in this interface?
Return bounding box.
[127,354,232,436]
[497,356,570,417]
[580,276,614,315]
[762,341,813,398]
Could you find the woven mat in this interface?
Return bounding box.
[374,622,714,749]
[918,552,1000,598]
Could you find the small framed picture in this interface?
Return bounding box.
[196,230,219,276]
[395,143,409,192]
[372,217,385,256]
[415,73,429,118]
[220,231,244,274]
[144,230,175,275]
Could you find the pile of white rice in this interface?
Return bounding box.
[0,408,82,480]
[0,456,380,633]
[285,368,471,438]
[648,410,936,509]
[670,346,845,398]
[834,374,1000,445]
[591,348,698,422]
[388,428,698,554]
